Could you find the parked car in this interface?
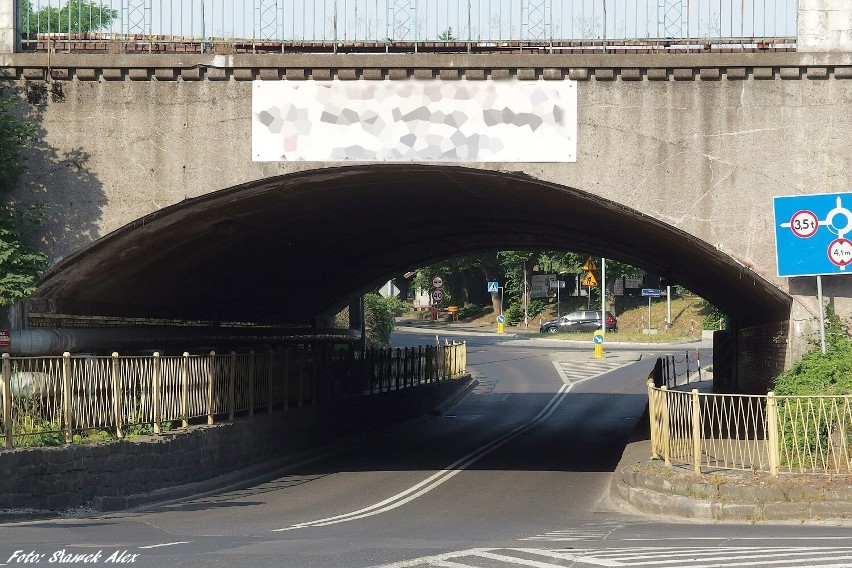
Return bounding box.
[539,310,618,333]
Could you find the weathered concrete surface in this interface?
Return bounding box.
[799,0,852,53]
[1,53,851,366]
[0,0,14,54]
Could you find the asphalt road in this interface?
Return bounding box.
[3,330,852,568]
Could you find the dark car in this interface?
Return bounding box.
[539,310,618,333]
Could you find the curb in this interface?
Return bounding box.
[611,441,852,523]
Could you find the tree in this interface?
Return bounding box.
[22,0,119,35]
[0,95,47,306]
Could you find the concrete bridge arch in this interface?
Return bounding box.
[3,50,852,391]
[30,165,791,390]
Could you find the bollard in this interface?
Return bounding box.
[593,330,604,359]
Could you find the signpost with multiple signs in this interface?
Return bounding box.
[773,192,852,353]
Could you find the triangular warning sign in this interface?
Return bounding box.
[581,256,598,271]
[581,271,599,287]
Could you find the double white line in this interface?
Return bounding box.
[273,380,576,532]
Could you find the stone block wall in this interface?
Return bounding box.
[0,377,469,512]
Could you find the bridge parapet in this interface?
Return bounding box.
[2,52,852,83]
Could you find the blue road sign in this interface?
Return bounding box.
[487,281,499,293]
[593,333,604,344]
[496,314,505,324]
[641,288,661,297]
[774,192,852,277]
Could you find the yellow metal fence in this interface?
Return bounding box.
[0,343,467,449]
[648,378,852,476]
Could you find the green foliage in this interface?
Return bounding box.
[438,27,456,41]
[505,302,523,325]
[699,299,725,330]
[0,95,48,306]
[527,299,547,318]
[773,306,852,396]
[0,96,34,192]
[22,0,118,34]
[364,292,398,348]
[773,306,852,471]
[72,429,114,444]
[457,304,484,320]
[13,415,64,447]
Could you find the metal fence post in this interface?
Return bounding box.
[111,352,124,439]
[691,389,701,475]
[661,385,671,466]
[267,350,274,413]
[181,352,189,429]
[62,352,72,444]
[767,391,780,477]
[228,351,236,421]
[207,351,215,425]
[2,353,12,449]
[647,379,658,459]
[248,350,255,417]
[152,352,162,434]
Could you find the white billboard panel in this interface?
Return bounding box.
[252,80,577,163]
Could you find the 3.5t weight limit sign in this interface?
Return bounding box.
[789,210,818,238]
[774,193,852,277]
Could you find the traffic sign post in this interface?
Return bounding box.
[641,289,661,334]
[496,314,505,334]
[773,193,852,353]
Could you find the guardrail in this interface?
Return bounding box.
[0,342,466,449]
[648,375,852,476]
[18,0,797,54]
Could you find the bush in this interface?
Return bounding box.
[505,302,523,325]
[364,293,398,348]
[772,306,852,471]
[699,299,725,330]
[527,299,547,318]
[457,304,484,320]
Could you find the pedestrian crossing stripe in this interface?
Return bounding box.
[553,359,629,384]
[521,521,623,541]
[372,546,852,568]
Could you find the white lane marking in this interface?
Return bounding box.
[137,541,192,549]
[274,381,576,531]
[620,537,852,541]
[372,547,852,568]
[478,549,617,567]
[371,548,624,568]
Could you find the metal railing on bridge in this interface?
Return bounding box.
[0,342,467,449]
[19,0,797,54]
[648,374,852,477]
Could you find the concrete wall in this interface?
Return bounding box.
[0,376,471,512]
[799,0,852,53]
[1,52,851,364]
[0,0,14,54]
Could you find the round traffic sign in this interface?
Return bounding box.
[496,315,505,324]
[828,238,852,268]
[789,210,818,238]
[431,290,444,302]
[593,332,604,344]
[431,276,444,289]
